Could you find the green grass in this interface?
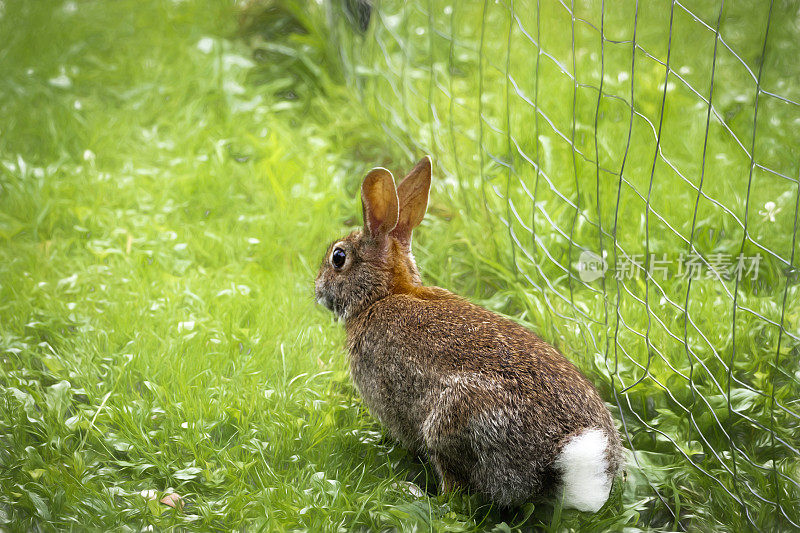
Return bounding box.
[0,0,798,531]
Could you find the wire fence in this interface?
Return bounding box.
[326,0,800,529]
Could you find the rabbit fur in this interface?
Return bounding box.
[315,157,622,511]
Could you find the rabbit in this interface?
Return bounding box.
[314,156,623,512]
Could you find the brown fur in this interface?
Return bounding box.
[315,158,622,507]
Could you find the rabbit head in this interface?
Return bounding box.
[315,157,432,320]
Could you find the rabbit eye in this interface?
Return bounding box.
[331,247,346,269]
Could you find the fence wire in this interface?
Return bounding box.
[328,0,800,530]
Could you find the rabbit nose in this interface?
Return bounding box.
[314,283,333,311]
[314,279,322,299]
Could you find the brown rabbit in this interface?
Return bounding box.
[315,157,623,511]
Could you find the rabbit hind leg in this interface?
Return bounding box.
[422,382,532,505]
[422,382,484,496]
[422,391,476,495]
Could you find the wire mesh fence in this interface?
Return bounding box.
[326,0,800,529]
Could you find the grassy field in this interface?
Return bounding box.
[0,0,798,531]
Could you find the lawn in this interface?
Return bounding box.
[0,0,798,531]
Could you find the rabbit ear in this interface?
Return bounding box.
[361,167,399,240]
[391,156,431,247]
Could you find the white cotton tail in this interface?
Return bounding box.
[554,428,613,513]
